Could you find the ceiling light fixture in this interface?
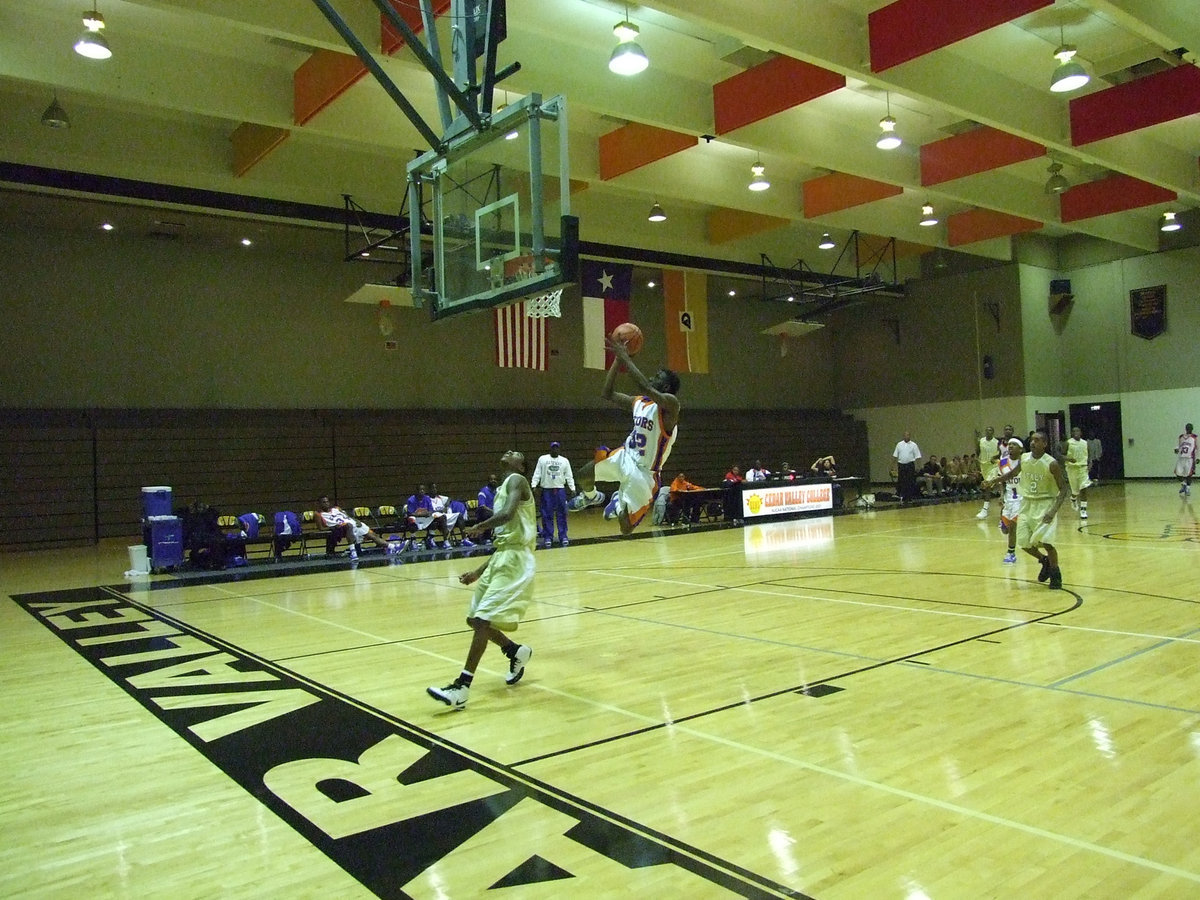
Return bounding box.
[647,201,666,222]
[818,233,835,250]
[241,238,253,247]
[1049,26,1089,93]
[608,5,648,76]
[748,159,770,192]
[41,95,70,129]
[919,203,939,227]
[1160,211,1182,232]
[1045,161,1069,194]
[876,92,901,150]
[74,4,112,59]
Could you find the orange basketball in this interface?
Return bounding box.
[610,322,644,355]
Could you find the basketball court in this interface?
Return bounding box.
[4,483,1199,897]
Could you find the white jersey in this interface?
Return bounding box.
[626,395,677,473]
[1065,438,1089,469]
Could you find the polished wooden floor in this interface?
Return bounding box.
[3,482,1199,898]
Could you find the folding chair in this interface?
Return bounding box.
[273,511,304,560]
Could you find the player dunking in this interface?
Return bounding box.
[571,335,680,535]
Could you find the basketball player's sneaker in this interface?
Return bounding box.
[427,680,469,709]
[1080,509,1088,520]
[1048,567,1063,590]
[505,644,532,684]
[568,490,607,511]
[1002,551,1016,564]
[975,508,988,519]
[604,494,620,520]
[1037,556,1052,583]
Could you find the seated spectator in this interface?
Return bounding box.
[917,458,944,495]
[667,472,705,524]
[431,483,466,546]
[778,462,798,481]
[406,483,451,550]
[810,456,837,478]
[722,464,744,523]
[944,456,965,493]
[316,496,393,559]
[746,459,771,482]
[474,473,498,542]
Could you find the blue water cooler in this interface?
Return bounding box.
[141,486,182,571]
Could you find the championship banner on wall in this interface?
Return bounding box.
[1130,284,1166,340]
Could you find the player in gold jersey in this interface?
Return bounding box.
[984,431,1069,589]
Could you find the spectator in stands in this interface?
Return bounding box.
[810,456,837,477]
[778,462,798,481]
[918,457,945,495]
[406,484,451,550]
[475,474,498,543]
[667,472,706,524]
[316,496,394,559]
[746,459,771,482]
[723,464,745,524]
[430,484,465,548]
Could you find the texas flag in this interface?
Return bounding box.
[581,260,632,369]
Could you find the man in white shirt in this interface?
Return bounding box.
[531,441,576,547]
[892,431,922,502]
[745,459,771,482]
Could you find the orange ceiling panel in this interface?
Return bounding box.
[947,208,1042,246]
[713,55,844,135]
[1059,174,1176,222]
[920,127,1045,186]
[294,50,369,126]
[803,172,902,218]
[1070,64,1200,145]
[598,123,696,181]
[869,0,1052,72]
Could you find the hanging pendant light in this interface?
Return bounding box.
[647,201,667,222]
[41,95,70,128]
[609,5,648,75]
[919,204,939,226]
[1049,26,1088,93]
[818,233,835,250]
[1044,162,1069,194]
[748,159,770,192]
[877,93,901,150]
[75,4,112,59]
[1160,211,1182,232]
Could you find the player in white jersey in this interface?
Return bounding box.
[985,431,1069,589]
[1176,423,1197,496]
[997,438,1023,563]
[571,335,680,535]
[427,450,537,710]
[976,426,1000,519]
[1064,426,1092,518]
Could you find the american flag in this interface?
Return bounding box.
[494,302,547,370]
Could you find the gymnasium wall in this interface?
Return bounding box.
[0,224,837,410]
[0,407,866,550]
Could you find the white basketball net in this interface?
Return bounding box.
[524,287,564,318]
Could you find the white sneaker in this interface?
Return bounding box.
[1080,509,1088,519]
[506,645,532,684]
[348,547,358,560]
[975,509,988,519]
[427,681,469,709]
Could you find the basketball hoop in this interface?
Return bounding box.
[524,287,564,318]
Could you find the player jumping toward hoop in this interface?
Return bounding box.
[570,335,680,535]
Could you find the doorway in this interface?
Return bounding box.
[1068,401,1124,480]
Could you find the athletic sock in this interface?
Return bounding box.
[502,643,518,660]
[981,502,989,511]
[457,670,474,687]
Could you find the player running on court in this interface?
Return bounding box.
[570,334,680,535]
[984,430,1070,589]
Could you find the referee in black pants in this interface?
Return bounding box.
[892,431,923,502]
